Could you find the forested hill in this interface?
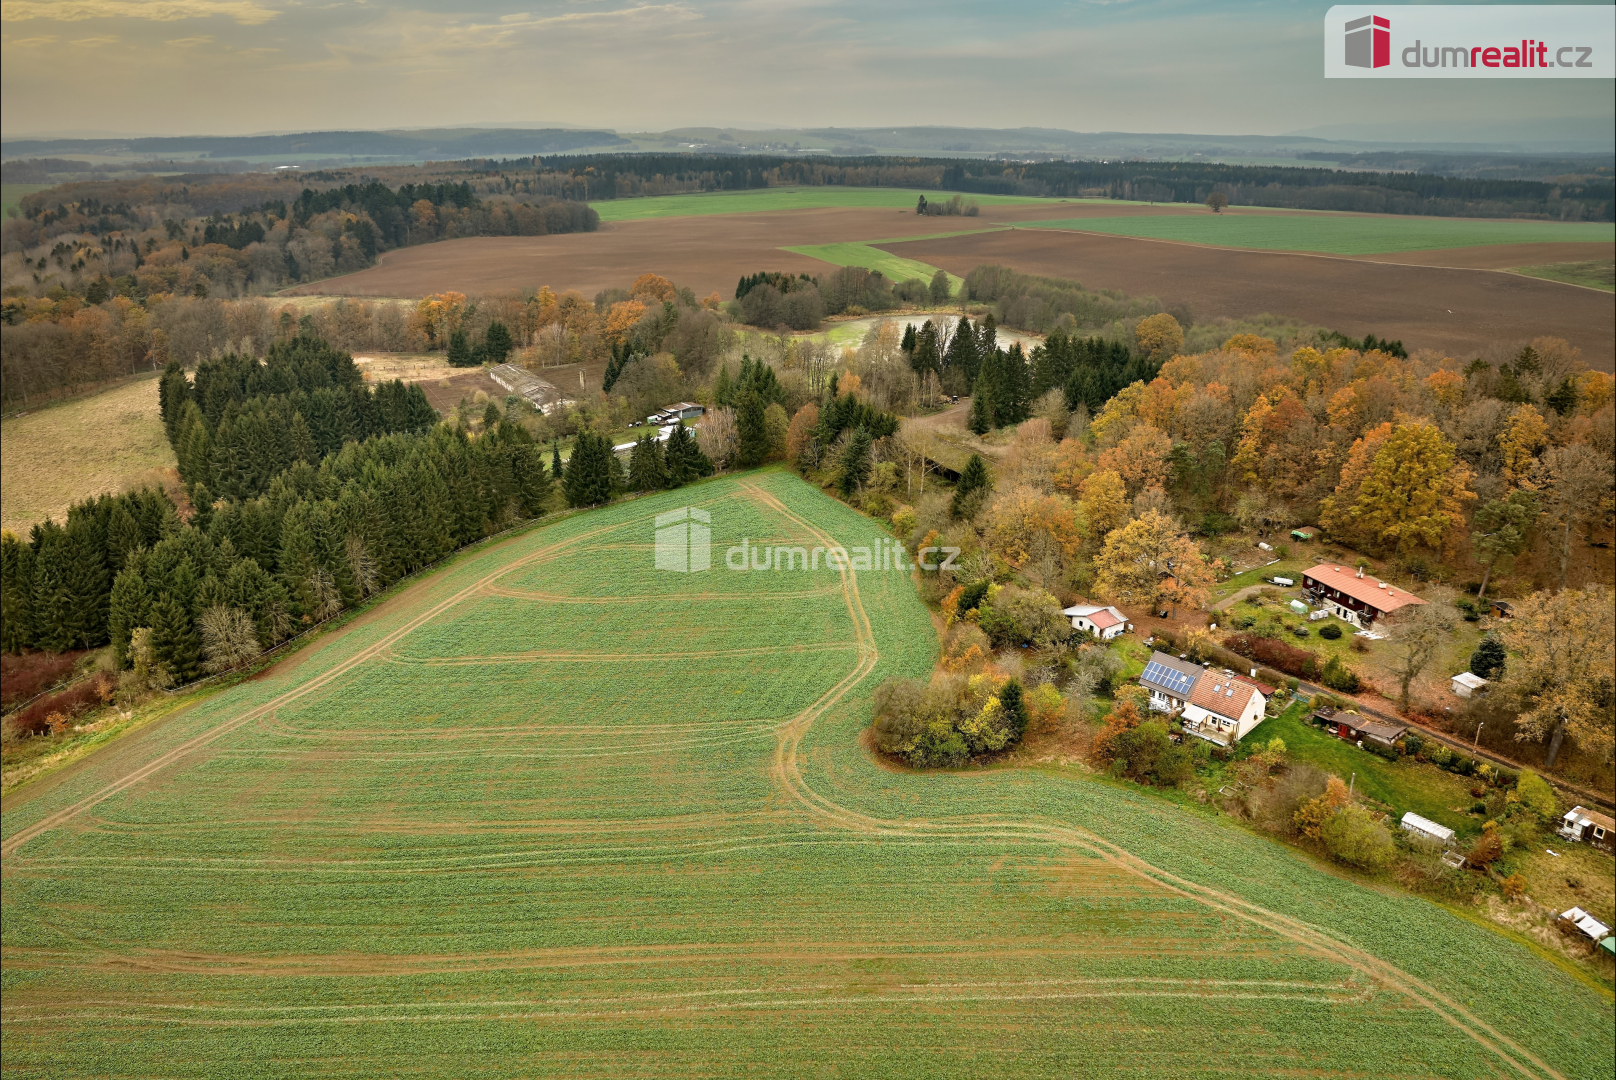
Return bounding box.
[0,128,630,162]
[526,154,1612,221]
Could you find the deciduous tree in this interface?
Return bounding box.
[1092,509,1213,615]
[1496,584,1614,768]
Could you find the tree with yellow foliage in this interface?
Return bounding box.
[1334,420,1474,555]
[983,486,1084,568]
[1497,403,1548,491]
[1092,509,1214,616]
[1424,368,1465,410]
[409,291,466,349]
[1497,584,1615,768]
[603,300,648,346]
[1134,313,1183,360]
[1077,469,1129,547]
[629,273,676,303]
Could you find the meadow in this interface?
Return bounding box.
[1512,260,1616,292]
[0,373,174,535]
[1016,212,1616,256]
[783,233,984,291]
[3,471,1609,1077]
[589,187,1049,222]
[0,183,52,217]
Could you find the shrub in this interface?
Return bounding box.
[1468,822,1504,867]
[1512,770,1557,821]
[1319,655,1361,693]
[1223,633,1318,680]
[868,671,1034,767]
[1469,634,1505,680]
[6,675,113,737]
[1318,623,1342,640]
[1321,804,1396,871]
[978,585,1070,649]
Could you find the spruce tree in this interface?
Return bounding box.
[482,401,502,431]
[837,427,873,498]
[1000,678,1028,739]
[952,454,990,519]
[483,321,513,363]
[901,323,917,354]
[446,328,474,367]
[563,431,614,507]
[0,532,34,654]
[551,440,564,482]
[628,435,668,492]
[968,392,992,436]
[1470,634,1506,680]
[151,593,201,684]
[736,389,769,468]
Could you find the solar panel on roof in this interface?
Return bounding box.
[1142,660,1195,697]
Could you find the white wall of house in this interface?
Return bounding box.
[1071,615,1124,641]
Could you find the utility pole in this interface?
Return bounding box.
[1473,722,1485,753]
[1348,772,1355,801]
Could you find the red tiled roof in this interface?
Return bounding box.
[1187,674,1262,720]
[1303,564,1427,614]
[1089,608,1124,630]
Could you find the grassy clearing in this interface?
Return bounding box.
[1511,260,1616,292]
[783,233,989,291]
[590,187,1051,222]
[1,183,52,216]
[1247,703,1482,839]
[2,471,1608,1076]
[1016,212,1616,256]
[0,374,174,535]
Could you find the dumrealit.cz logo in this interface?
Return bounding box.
[652,507,956,574]
[1326,6,1613,78]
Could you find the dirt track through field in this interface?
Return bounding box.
[742,477,1566,1080]
[0,479,1586,1077]
[884,229,1615,369]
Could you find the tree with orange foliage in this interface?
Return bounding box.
[1096,423,1172,495]
[629,273,676,303]
[1078,469,1129,547]
[785,401,819,470]
[1424,368,1465,410]
[1091,698,1144,763]
[603,300,648,346]
[1050,438,1093,499]
[409,291,466,349]
[1294,775,1350,840]
[1222,333,1278,358]
[1092,509,1215,615]
[983,486,1084,567]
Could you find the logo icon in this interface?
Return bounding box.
[1345,14,1391,68]
[654,507,710,573]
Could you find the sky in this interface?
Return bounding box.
[2,0,1612,144]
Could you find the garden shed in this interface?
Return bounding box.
[1400,812,1455,848]
[1450,672,1489,699]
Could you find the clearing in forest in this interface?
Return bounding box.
[7,472,1604,1076]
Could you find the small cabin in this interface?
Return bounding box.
[1450,672,1489,699]
[1559,806,1614,854]
[1558,907,1612,943]
[1314,706,1408,748]
[1063,604,1129,641]
[1489,600,1513,619]
[1400,812,1456,848]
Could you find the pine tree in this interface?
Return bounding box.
[714,364,734,407]
[901,323,917,354]
[563,431,614,507]
[1469,634,1506,680]
[628,435,668,492]
[911,321,941,377]
[551,440,565,482]
[483,321,513,363]
[664,425,711,487]
[736,389,769,468]
[482,401,502,431]
[107,566,152,668]
[288,412,318,465]
[446,328,474,367]
[1000,678,1028,739]
[151,593,201,685]
[837,427,873,498]
[952,454,990,519]
[0,532,34,654]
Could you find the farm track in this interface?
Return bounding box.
[743,477,1568,1080]
[1,477,1597,1075]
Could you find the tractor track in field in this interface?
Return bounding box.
[0,478,1579,1077]
[480,583,841,604]
[743,478,1568,1080]
[388,641,857,667]
[0,522,620,860]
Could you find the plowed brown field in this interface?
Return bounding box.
[882,229,1615,368]
[289,201,1614,368]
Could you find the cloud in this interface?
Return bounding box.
[69,36,121,46]
[2,1,279,26]
[164,35,215,46]
[5,35,58,46]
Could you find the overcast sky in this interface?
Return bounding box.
[2,1,1611,142]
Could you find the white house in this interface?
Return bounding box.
[1450,672,1489,699]
[1138,651,1201,714]
[1063,604,1129,641]
[1181,675,1267,746]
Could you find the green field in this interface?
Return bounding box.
[1017,211,1616,256]
[2,471,1610,1077]
[783,232,992,292]
[1512,260,1616,291]
[590,187,1052,222]
[1,183,52,217]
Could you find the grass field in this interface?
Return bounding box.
[0,374,174,535]
[591,187,1052,222]
[1512,260,1616,291]
[2,471,1610,1077]
[1016,212,1616,256]
[784,232,989,291]
[0,182,52,217]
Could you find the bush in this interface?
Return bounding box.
[1318,623,1342,640]
[1321,805,1396,871]
[1513,770,1557,821]
[1223,632,1318,680]
[1319,655,1361,694]
[978,585,1070,649]
[868,671,1033,768]
[1469,634,1505,680]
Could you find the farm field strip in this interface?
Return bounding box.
[2,472,1609,1078]
[589,187,1050,221]
[1013,212,1616,255]
[781,237,976,289]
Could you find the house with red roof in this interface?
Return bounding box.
[1301,564,1426,630]
[1063,603,1130,641]
[1181,673,1268,746]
